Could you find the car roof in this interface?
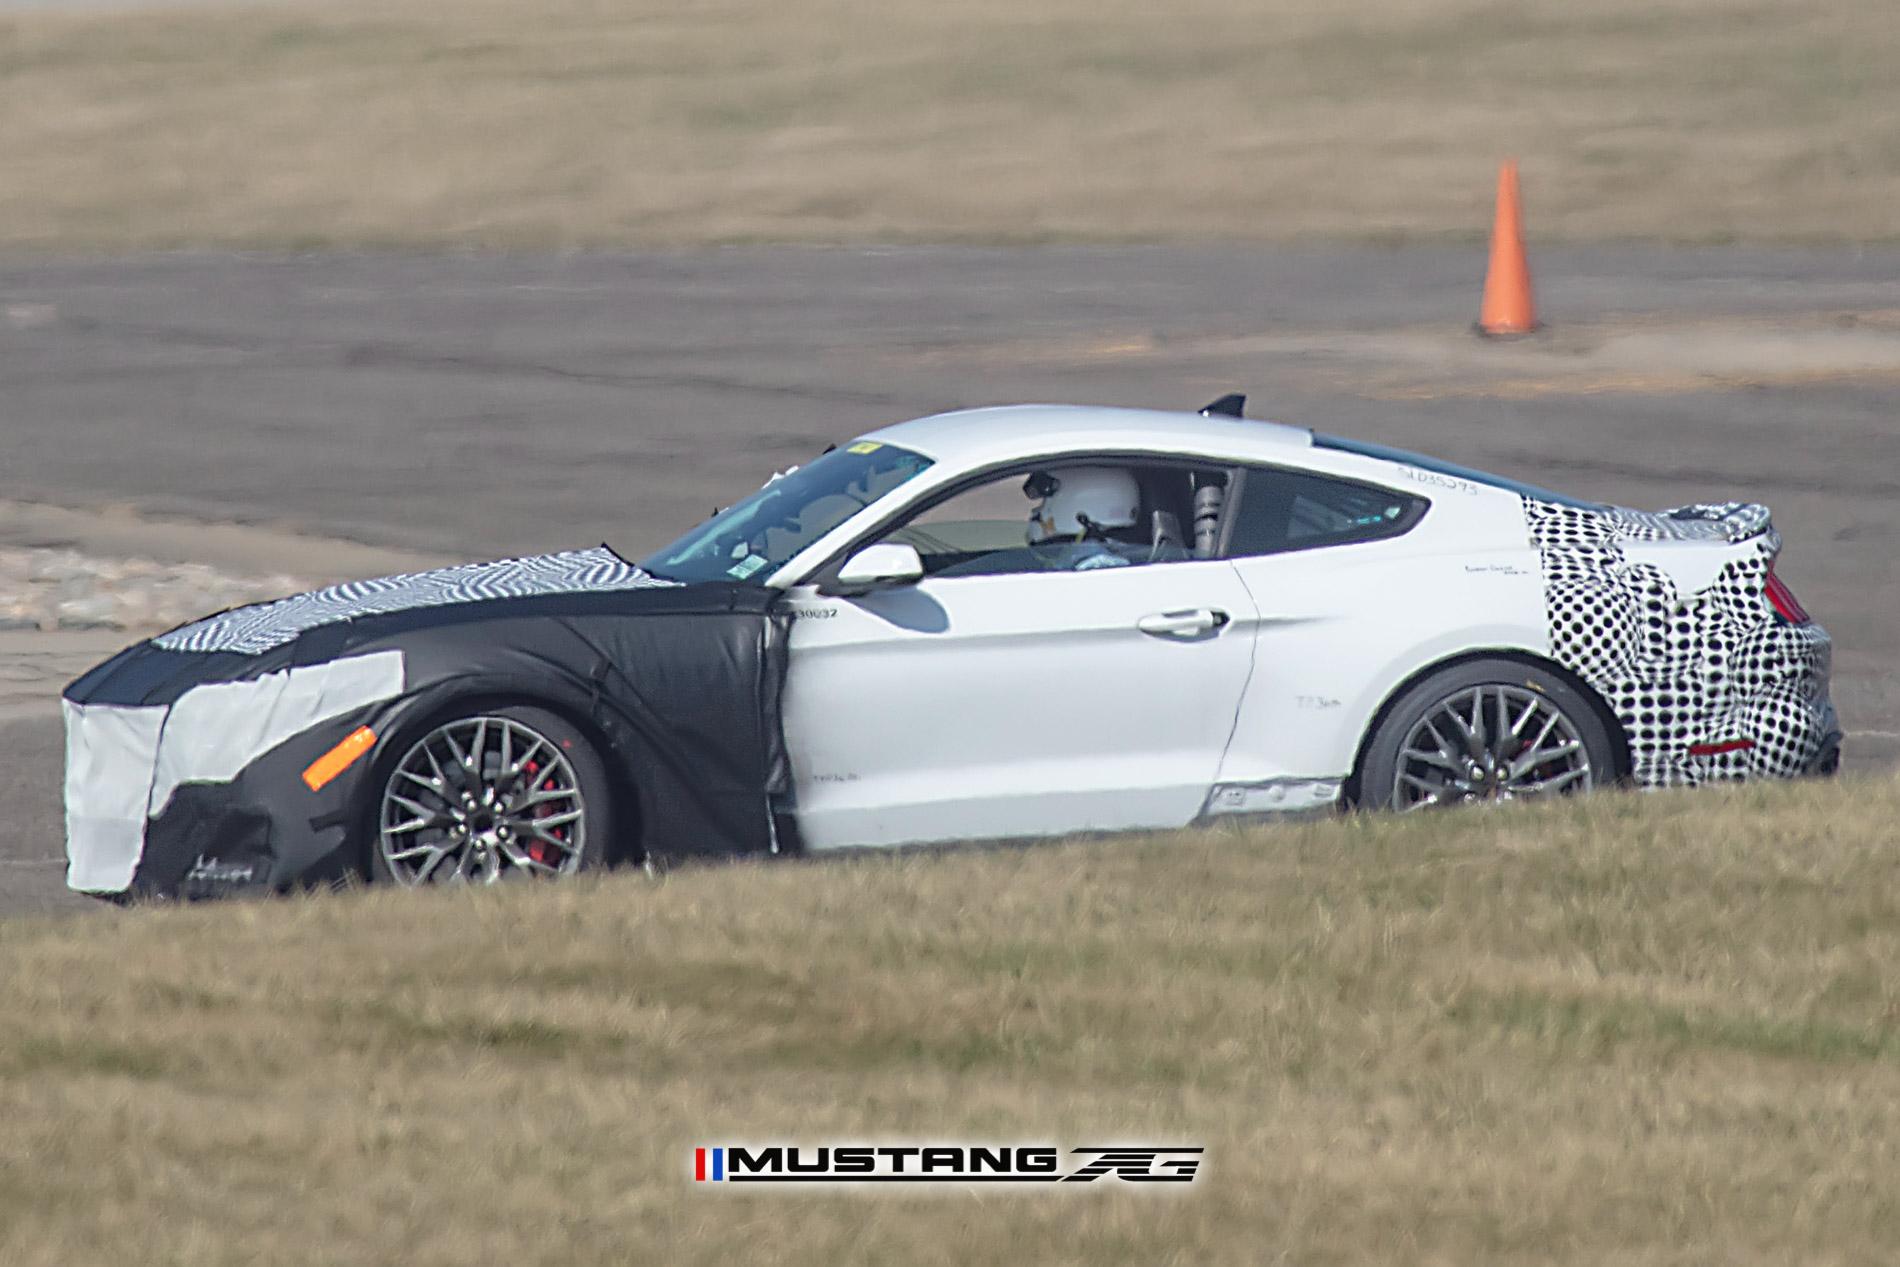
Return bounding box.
[858,404,1314,469]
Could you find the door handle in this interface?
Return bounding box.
[1137,608,1230,637]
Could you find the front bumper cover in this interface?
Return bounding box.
[62,652,404,898]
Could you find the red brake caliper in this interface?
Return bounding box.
[520,759,563,865]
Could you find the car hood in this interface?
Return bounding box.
[151,546,681,657]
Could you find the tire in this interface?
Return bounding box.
[1357,658,1618,813]
[367,703,619,886]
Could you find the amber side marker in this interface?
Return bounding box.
[302,726,377,791]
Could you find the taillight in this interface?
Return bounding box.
[1764,563,1811,625]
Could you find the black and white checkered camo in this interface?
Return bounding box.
[1525,499,1834,786]
[153,547,680,655]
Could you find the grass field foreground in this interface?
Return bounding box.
[2,775,1899,1263]
[2,0,1898,249]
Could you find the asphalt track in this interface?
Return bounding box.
[3,245,1896,915]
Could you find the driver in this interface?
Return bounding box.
[1024,467,1147,570]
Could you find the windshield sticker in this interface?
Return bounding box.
[726,554,770,579]
[845,441,883,454]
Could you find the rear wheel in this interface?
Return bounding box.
[369,704,616,886]
[1358,659,1616,812]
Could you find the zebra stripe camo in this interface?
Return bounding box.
[153,548,680,655]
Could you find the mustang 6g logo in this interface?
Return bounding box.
[693,1144,1201,1185]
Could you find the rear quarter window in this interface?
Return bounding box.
[1226,466,1426,557]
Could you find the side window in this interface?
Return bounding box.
[874,461,1226,578]
[1226,467,1424,557]
[884,473,1029,569]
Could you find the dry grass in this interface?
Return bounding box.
[3,775,1900,1264]
[1,0,1897,250]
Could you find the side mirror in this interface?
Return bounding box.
[824,543,924,596]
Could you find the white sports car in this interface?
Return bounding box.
[63,396,1838,899]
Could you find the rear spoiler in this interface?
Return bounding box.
[1608,501,1772,544]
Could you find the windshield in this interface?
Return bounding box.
[642,441,935,584]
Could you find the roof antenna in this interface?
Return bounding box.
[1199,393,1246,418]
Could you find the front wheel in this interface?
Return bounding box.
[369,704,617,886]
[1358,660,1617,812]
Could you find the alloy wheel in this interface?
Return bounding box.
[378,715,587,885]
[1391,685,1594,811]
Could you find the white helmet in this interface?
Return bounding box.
[1025,467,1140,544]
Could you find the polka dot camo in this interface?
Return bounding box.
[1524,499,1836,786]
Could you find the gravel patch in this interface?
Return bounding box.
[0,547,305,633]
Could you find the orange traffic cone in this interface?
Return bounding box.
[1478,159,1538,337]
